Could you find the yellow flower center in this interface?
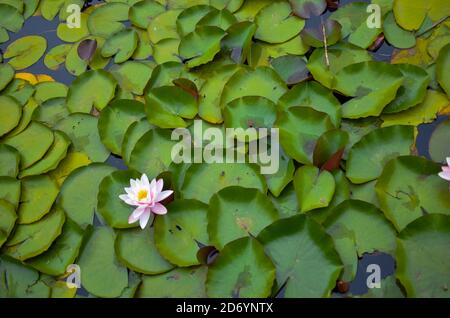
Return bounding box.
[137,189,148,201]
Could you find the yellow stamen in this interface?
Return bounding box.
[137,189,148,201]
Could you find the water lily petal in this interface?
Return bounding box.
[152,203,167,215]
[141,173,150,188]
[139,210,151,229]
[119,194,136,206]
[447,157,450,167]
[150,178,157,199]
[155,190,173,202]
[129,206,145,224]
[439,171,450,181]
[156,178,163,193]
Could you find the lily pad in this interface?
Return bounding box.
[148,9,182,43]
[289,0,327,19]
[145,85,198,128]
[0,95,21,137]
[97,169,141,229]
[66,70,117,113]
[58,163,116,229]
[181,162,267,204]
[436,43,450,98]
[154,199,209,266]
[208,186,278,249]
[4,35,46,70]
[3,121,54,169]
[121,119,153,165]
[78,226,129,298]
[275,106,334,165]
[179,26,226,68]
[206,237,275,298]
[3,207,65,261]
[254,1,305,44]
[110,61,153,95]
[0,199,16,248]
[396,214,450,297]
[129,0,165,29]
[0,144,20,177]
[32,97,69,128]
[323,200,397,282]
[34,82,68,104]
[26,219,84,276]
[55,113,110,162]
[87,2,129,38]
[101,28,138,64]
[429,118,450,163]
[293,165,335,213]
[176,5,215,36]
[129,128,178,179]
[98,99,146,155]
[115,227,174,274]
[137,266,207,298]
[17,175,59,224]
[375,156,450,231]
[258,215,342,297]
[43,44,71,71]
[383,12,416,49]
[222,21,256,64]
[0,63,15,91]
[301,19,342,48]
[0,4,24,35]
[346,125,415,184]
[56,12,89,43]
[0,176,21,209]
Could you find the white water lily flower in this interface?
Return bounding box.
[119,174,173,229]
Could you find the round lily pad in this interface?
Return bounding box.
[0,199,16,248]
[206,237,275,298]
[208,186,278,250]
[3,206,65,261]
[0,63,15,91]
[121,119,153,165]
[110,61,153,95]
[4,35,46,70]
[429,118,450,163]
[0,176,21,209]
[87,2,129,38]
[129,0,165,29]
[154,199,209,266]
[101,28,138,64]
[0,95,22,137]
[115,227,174,275]
[0,144,20,177]
[32,97,70,127]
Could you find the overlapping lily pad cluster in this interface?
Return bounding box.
[0,0,450,298]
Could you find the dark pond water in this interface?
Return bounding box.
[0,0,446,297]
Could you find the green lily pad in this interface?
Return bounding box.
[258,215,342,297]
[275,106,334,165]
[129,0,165,29]
[40,0,84,21]
[145,85,198,128]
[26,219,84,276]
[198,64,241,123]
[301,19,342,48]
[78,226,129,298]
[66,70,117,113]
[34,82,68,104]
[129,128,178,179]
[87,2,129,37]
[154,199,209,266]
[48,151,91,187]
[293,165,335,213]
[375,156,450,231]
[323,200,397,282]
[0,256,50,297]
[56,12,89,43]
[32,97,69,127]
[121,118,153,165]
[148,9,182,43]
[383,64,430,114]
[98,99,146,155]
[270,55,309,85]
[208,186,278,249]
[279,81,341,126]
[153,37,181,64]
[307,42,372,89]
[206,237,275,298]
[19,131,71,178]
[55,113,110,162]
[3,78,35,106]
[223,96,277,140]
[179,26,226,68]
[4,35,46,70]
[0,63,14,91]
[0,144,20,177]
[334,61,404,118]
[396,214,450,297]
[44,44,71,71]
[133,28,154,60]
[222,21,256,64]
[313,129,349,170]
[436,43,450,98]
[0,176,21,208]
[101,28,138,64]
[181,162,267,204]
[429,118,450,163]
[210,0,243,12]
[3,121,54,169]
[58,163,116,229]
[0,4,24,34]
[97,169,142,229]
[254,1,305,44]
[221,66,287,108]
[393,0,449,31]
[289,0,327,19]
[383,12,416,49]
[176,5,215,36]
[137,266,207,298]
[0,199,16,248]
[17,175,59,224]
[115,227,174,274]
[346,125,415,184]
[0,95,21,137]
[110,61,153,95]
[3,207,65,261]
[197,8,236,30]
